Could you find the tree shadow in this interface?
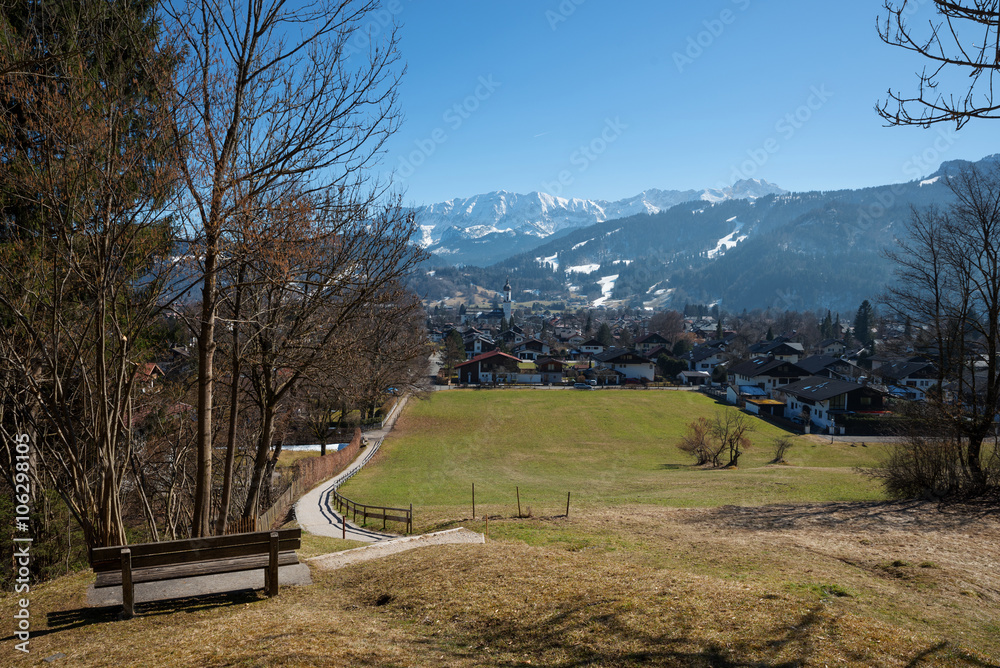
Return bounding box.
[431,600,987,667]
[685,499,996,533]
[0,589,265,642]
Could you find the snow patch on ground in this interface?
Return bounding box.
[537,254,559,270]
[920,176,941,187]
[707,221,747,259]
[592,274,619,307]
[567,264,601,274]
[572,239,592,250]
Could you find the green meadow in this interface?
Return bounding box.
[340,389,885,527]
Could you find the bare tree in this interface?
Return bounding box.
[770,435,795,464]
[676,417,724,467]
[0,0,179,547]
[878,1,1000,127]
[883,162,1000,495]
[162,0,405,535]
[712,410,754,468]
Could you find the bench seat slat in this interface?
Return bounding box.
[94,550,299,588]
[90,529,301,565]
[91,539,300,572]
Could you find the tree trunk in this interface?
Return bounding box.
[193,236,218,537]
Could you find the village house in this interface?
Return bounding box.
[536,357,567,385]
[578,338,605,356]
[872,359,937,401]
[512,338,551,361]
[814,338,847,357]
[456,350,522,385]
[748,339,805,363]
[775,376,886,433]
[796,354,861,381]
[634,332,670,356]
[593,349,655,381]
[726,357,808,399]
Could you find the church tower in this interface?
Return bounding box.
[502,276,513,322]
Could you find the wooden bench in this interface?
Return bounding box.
[89,529,301,619]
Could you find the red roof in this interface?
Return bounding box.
[456,350,522,368]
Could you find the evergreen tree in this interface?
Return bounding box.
[821,310,833,338]
[765,326,774,341]
[853,300,876,345]
[597,322,614,347]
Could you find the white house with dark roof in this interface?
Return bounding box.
[594,349,655,381]
[727,357,808,396]
[774,376,886,432]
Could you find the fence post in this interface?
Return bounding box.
[472,482,475,519]
[566,491,571,518]
[516,486,521,518]
[408,504,412,534]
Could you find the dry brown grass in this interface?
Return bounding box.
[6,500,999,667]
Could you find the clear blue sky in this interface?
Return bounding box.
[374,1,1000,206]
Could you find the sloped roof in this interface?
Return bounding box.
[595,349,652,364]
[876,360,935,381]
[796,354,841,375]
[456,350,521,369]
[779,376,869,401]
[728,357,806,378]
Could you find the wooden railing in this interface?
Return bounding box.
[331,488,412,534]
[257,427,364,530]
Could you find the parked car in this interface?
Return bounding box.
[573,382,595,390]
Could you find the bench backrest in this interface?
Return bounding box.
[90,529,301,573]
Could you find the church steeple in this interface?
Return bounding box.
[502,276,512,321]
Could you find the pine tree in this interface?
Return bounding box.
[853,300,876,345]
[766,326,774,341]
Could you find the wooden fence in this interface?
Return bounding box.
[257,427,364,530]
[331,488,412,534]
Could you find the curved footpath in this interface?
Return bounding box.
[295,395,485,570]
[294,397,407,542]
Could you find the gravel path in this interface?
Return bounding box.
[308,528,485,571]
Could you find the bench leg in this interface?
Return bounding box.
[120,548,134,620]
[267,532,279,597]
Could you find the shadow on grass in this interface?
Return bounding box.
[686,499,996,533]
[437,602,997,667]
[0,589,265,642]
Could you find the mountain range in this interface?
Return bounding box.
[414,179,786,267]
[410,155,1000,313]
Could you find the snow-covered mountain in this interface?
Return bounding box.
[415,179,786,266]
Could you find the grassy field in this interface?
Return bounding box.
[8,389,999,666]
[340,390,886,532]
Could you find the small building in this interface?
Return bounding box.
[536,357,567,385]
[594,349,655,381]
[775,376,887,432]
[456,350,522,385]
[677,370,711,386]
[635,332,670,356]
[579,339,605,356]
[512,338,551,361]
[749,340,805,363]
[815,338,847,357]
[727,357,808,396]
